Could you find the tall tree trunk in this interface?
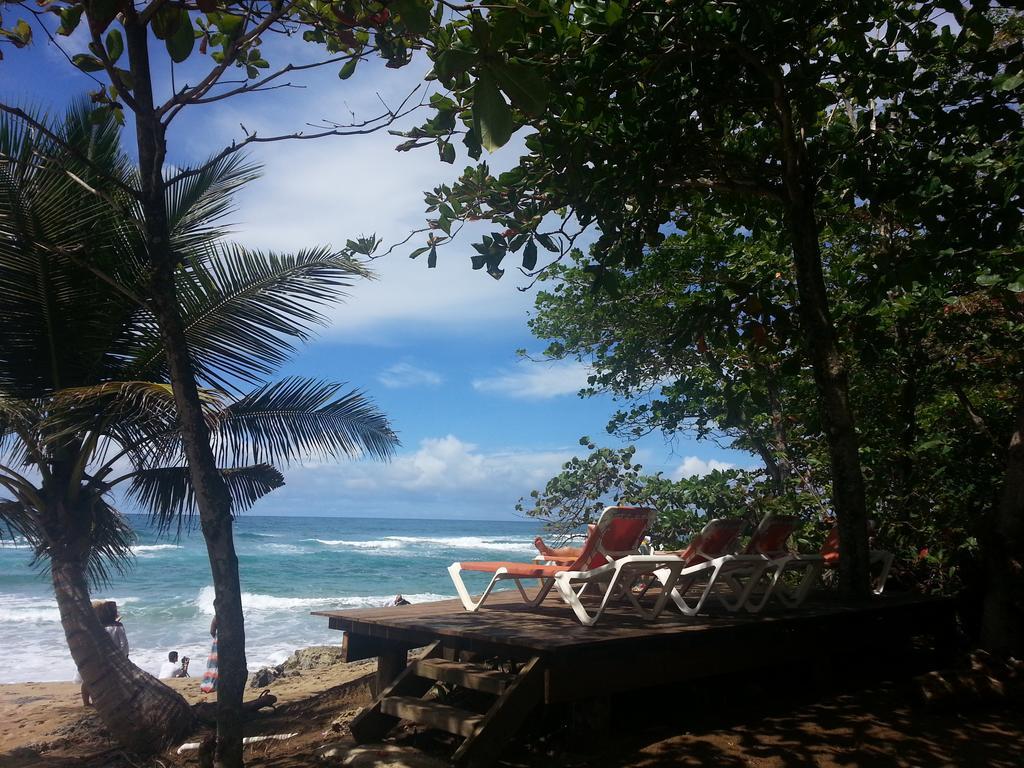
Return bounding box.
[894,321,919,502]
[770,77,871,598]
[124,15,246,767]
[51,553,193,752]
[981,392,1024,656]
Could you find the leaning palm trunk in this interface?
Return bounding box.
[51,553,193,751]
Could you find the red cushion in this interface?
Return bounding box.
[745,518,797,556]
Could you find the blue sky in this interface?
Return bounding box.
[1,15,751,519]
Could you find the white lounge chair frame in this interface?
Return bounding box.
[449,506,656,621]
[657,515,799,615]
[772,547,895,607]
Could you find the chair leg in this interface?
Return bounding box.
[448,564,508,612]
[627,563,682,619]
[871,550,895,594]
[742,561,783,613]
[554,573,603,626]
[669,561,721,616]
[524,578,556,606]
[776,559,821,608]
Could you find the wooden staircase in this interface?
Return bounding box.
[349,642,545,765]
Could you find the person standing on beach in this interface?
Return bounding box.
[200,616,219,693]
[78,600,129,706]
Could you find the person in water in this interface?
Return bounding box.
[78,600,129,706]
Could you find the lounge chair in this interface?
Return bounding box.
[714,515,799,612]
[450,505,687,625]
[772,521,895,607]
[651,518,765,618]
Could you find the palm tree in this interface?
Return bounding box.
[0,103,398,752]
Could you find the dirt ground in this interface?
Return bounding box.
[1,658,1021,768]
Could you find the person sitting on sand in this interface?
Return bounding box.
[158,651,187,679]
[78,600,129,706]
[392,594,411,606]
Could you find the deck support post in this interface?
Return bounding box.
[375,647,409,695]
[570,695,611,739]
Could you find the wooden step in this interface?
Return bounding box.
[380,696,485,738]
[413,659,515,696]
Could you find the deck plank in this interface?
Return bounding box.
[314,590,953,658]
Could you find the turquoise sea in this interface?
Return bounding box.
[0,515,544,683]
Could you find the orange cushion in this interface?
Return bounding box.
[821,528,841,566]
[459,561,564,578]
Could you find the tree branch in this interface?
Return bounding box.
[162,85,424,188]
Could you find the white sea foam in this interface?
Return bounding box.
[0,595,60,623]
[304,535,535,554]
[306,538,404,549]
[132,544,181,554]
[383,535,537,554]
[0,594,138,624]
[194,586,451,615]
[258,543,306,554]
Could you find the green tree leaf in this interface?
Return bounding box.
[392,0,431,35]
[151,5,181,40]
[72,53,105,73]
[85,0,119,35]
[105,28,124,63]
[338,58,357,79]
[166,13,195,63]
[491,60,549,117]
[522,238,538,270]
[57,5,84,36]
[994,72,1024,92]
[472,70,514,152]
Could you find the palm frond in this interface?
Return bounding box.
[22,495,136,587]
[0,498,39,546]
[0,103,143,395]
[0,395,41,468]
[211,377,398,467]
[43,382,233,478]
[165,153,260,252]
[126,464,285,535]
[56,99,137,192]
[128,246,373,389]
[82,497,136,586]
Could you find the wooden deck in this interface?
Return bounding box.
[315,590,955,704]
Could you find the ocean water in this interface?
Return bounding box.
[0,515,545,683]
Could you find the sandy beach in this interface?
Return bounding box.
[0,650,380,768]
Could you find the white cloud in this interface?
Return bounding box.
[673,456,735,479]
[377,362,443,389]
[173,56,549,344]
[472,360,591,400]
[244,435,573,517]
[349,435,568,493]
